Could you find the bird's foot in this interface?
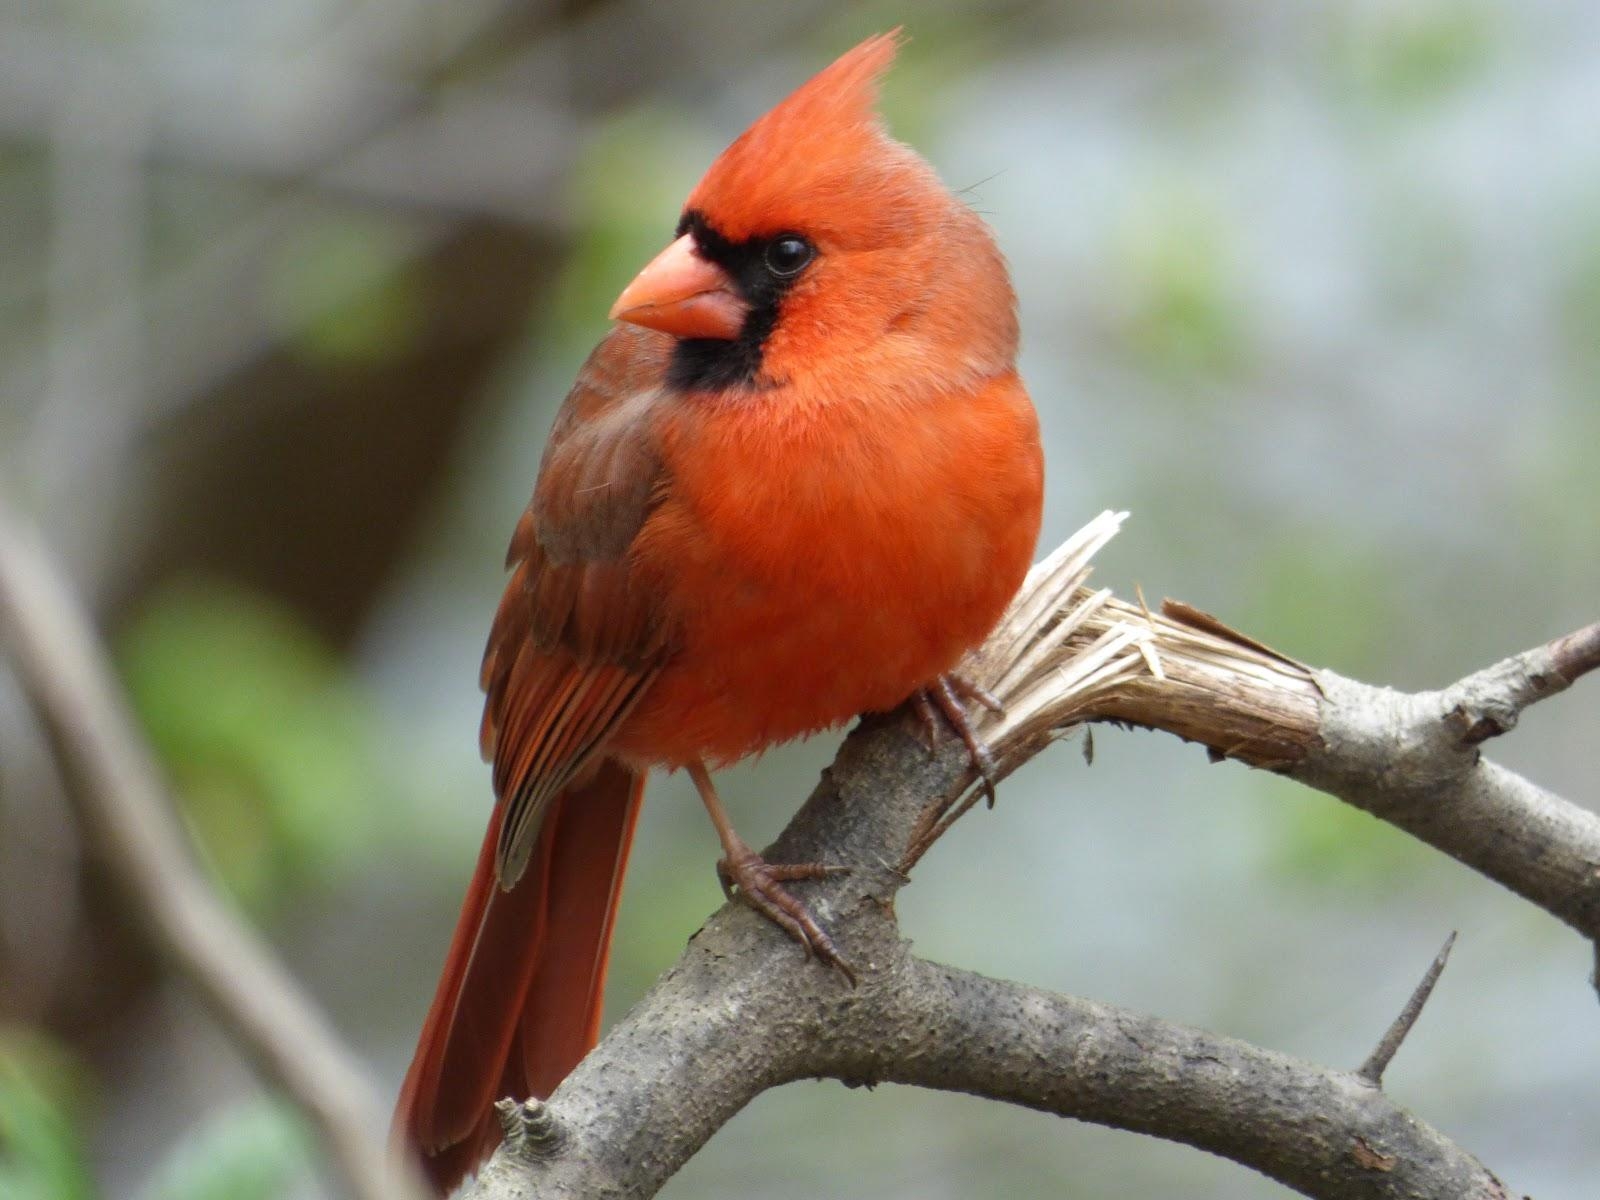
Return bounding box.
[716,848,855,984]
[912,672,1004,808]
[901,673,1007,872]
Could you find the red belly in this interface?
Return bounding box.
[610,374,1042,768]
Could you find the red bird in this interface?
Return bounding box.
[395,32,1043,1192]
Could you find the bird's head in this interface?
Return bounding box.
[609,30,1018,394]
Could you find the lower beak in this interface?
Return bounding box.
[609,234,747,340]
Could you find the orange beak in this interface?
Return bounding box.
[608,234,747,340]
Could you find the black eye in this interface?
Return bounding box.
[764,235,814,278]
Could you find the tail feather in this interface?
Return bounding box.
[517,763,642,1091]
[394,761,645,1195]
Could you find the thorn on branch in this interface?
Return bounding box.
[495,1097,566,1161]
[1357,931,1457,1086]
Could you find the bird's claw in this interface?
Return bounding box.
[918,672,1003,807]
[912,689,943,747]
[716,850,856,984]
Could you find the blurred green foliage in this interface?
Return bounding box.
[138,1100,312,1200]
[548,109,709,347]
[1336,2,1497,111]
[1111,186,1247,381]
[1369,186,1476,318]
[118,580,382,913]
[1559,204,1600,387]
[0,1030,95,1200]
[1237,533,1398,676]
[1253,774,1433,889]
[262,214,425,367]
[2,1033,315,1200]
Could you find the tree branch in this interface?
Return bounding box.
[458,509,1597,1199]
[1070,604,1600,960]
[909,518,1600,963]
[465,654,1510,1200]
[876,959,1502,1200]
[477,942,1509,1200]
[1296,668,1600,951]
[0,500,426,1200]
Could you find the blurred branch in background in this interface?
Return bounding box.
[0,499,424,1200]
[0,3,588,1187]
[2,0,575,624]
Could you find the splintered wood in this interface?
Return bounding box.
[907,512,1325,864]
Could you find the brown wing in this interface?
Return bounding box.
[479,326,675,885]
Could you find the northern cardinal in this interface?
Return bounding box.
[395,32,1043,1192]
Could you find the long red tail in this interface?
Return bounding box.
[393,760,644,1194]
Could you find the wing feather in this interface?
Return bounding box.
[480,326,676,884]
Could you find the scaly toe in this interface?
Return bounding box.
[718,850,854,983]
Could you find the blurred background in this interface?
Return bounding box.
[1,0,1597,1196]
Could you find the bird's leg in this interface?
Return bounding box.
[915,672,1004,808]
[900,673,1009,872]
[686,761,855,983]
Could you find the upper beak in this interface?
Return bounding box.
[609,234,747,340]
